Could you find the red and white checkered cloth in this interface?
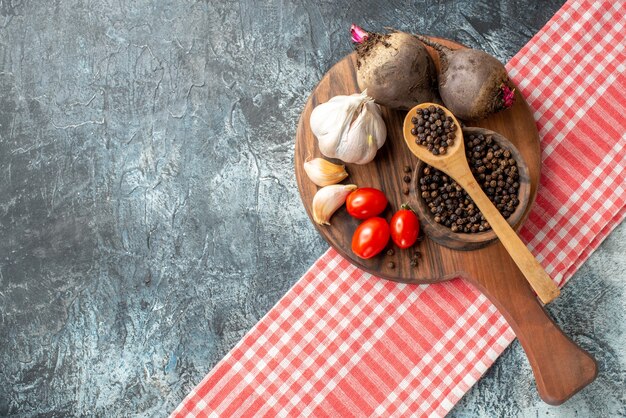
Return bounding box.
[173,1,626,416]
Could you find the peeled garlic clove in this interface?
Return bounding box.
[312,184,357,225]
[304,158,349,186]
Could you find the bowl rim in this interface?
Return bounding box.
[412,126,531,251]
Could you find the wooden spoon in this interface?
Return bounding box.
[403,103,560,304]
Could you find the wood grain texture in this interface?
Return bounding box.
[294,38,597,404]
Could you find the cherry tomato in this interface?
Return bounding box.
[390,205,420,249]
[346,188,388,219]
[351,217,390,259]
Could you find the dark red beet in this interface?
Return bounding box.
[352,25,439,110]
[417,36,515,121]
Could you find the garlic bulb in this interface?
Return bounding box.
[310,91,386,165]
[304,158,349,186]
[312,184,357,225]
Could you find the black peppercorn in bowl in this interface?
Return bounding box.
[412,127,531,251]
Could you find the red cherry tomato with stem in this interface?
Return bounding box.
[346,188,388,219]
[351,217,390,259]
[390,204,420,249]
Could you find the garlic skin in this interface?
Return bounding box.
[310,91,386,165]
[304,158,349,186]
[312,184,357,225]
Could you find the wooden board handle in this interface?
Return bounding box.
[467,267,597,405]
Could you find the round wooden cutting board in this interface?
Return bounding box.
[295,38,541,285]
[294,37,597,406]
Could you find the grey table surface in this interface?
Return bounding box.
[1,1,624,417]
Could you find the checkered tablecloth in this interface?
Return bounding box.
[173,1,626,416]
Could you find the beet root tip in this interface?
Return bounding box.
[350,24,369,44]
[500,83,516,109]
